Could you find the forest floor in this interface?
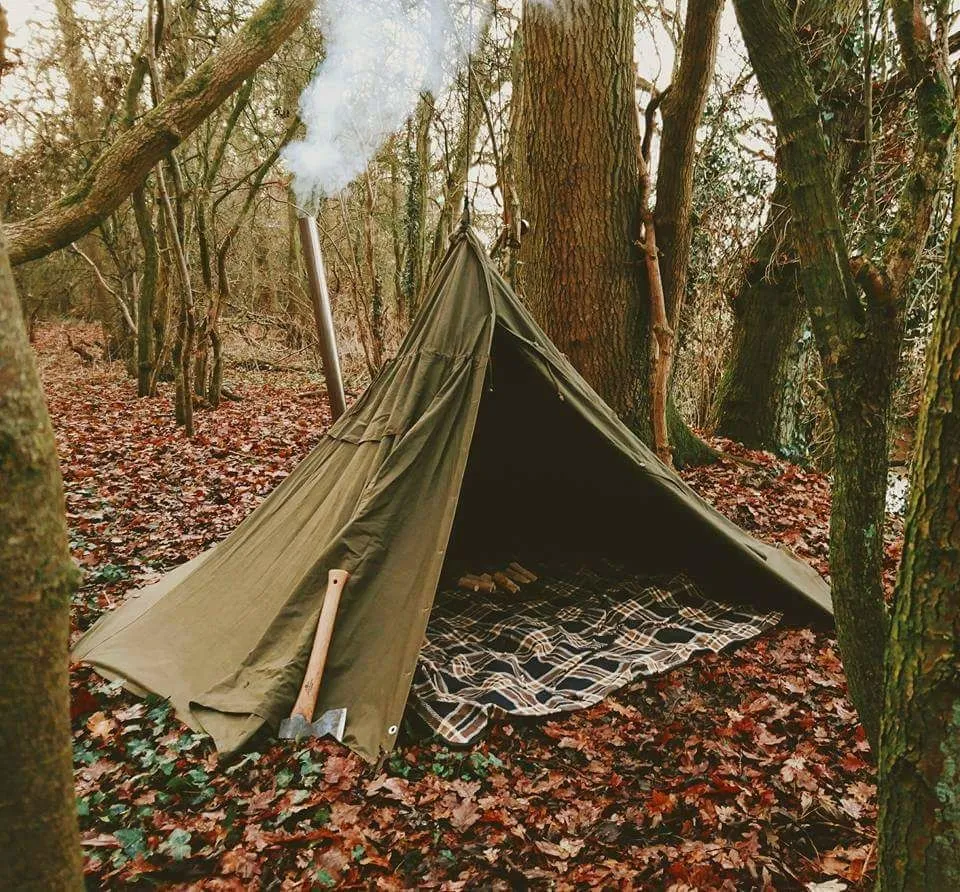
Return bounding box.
[39,322,903,891]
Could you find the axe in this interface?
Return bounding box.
[279,569,349,742]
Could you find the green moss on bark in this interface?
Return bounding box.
[877,144,960,890]
[0,217,82,888]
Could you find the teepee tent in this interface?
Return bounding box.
[73,226,831,762]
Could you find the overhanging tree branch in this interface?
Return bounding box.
[6,0,316,266]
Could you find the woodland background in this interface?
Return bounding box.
[2,0,943,466]
[2,0,959,888]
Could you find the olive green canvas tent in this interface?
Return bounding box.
[73,226,831,763]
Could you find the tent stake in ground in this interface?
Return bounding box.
[279,569,350,742]
[298,213,347,420]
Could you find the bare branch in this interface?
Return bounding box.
[5,0,316,267]
[69,244,137,334]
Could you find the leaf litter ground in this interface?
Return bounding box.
[39,324,899,890]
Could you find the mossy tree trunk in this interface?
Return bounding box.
[713,178,805,451]
[713,2,863,456]
[877,143,960,890]
[0,214,83,889]
[732,0,954,749]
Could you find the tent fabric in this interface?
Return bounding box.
[411,562,782,745]
[72,225,831,763]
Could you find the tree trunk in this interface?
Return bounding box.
[208,326,224,407]
[132,186,158,396]
[515,0,645,429]
[400,96,432,322]
[713,3,863,456]
[194,200,214,400]
[639,150,671,466]
[877,145,960,890]
[157,163,195,436]
[498,26,525,288]
[637,93,672,465]
[732,0,953,749]
[828,369,897,745]
[515,0,717,466]
[55,0,135,358]
[54,0,98,144]
[713,179,805,450]
[364,172,385,371]
[194,344,209,399]
[649,0,724,467]
[653,0,722,336]
[0,215,83,890]
[423,40,493,291]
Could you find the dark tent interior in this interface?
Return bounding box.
[444,325,812,621]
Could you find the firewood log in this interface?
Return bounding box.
[508,562,537,583]
[459,573,495,593]
[493,572,520,594]
[502,567,528,585]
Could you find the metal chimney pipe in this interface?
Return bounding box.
[298,213,347,421]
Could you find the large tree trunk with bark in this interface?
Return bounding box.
[732,0,954,749]
[515,0,719,465]
[515,0,645,429]
[877,145,960,890]
[0,214,83,889]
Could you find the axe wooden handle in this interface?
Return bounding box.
[290,569,350,722]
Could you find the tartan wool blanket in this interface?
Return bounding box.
[411,561,782,745]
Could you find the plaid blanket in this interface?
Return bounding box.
[411,561,781,745]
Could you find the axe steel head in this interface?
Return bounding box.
[278,708,347,742]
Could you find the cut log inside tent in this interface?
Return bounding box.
[456,562,537,594]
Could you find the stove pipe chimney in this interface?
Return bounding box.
[298,213,347,421]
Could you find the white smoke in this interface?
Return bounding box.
[285,0,490,211]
